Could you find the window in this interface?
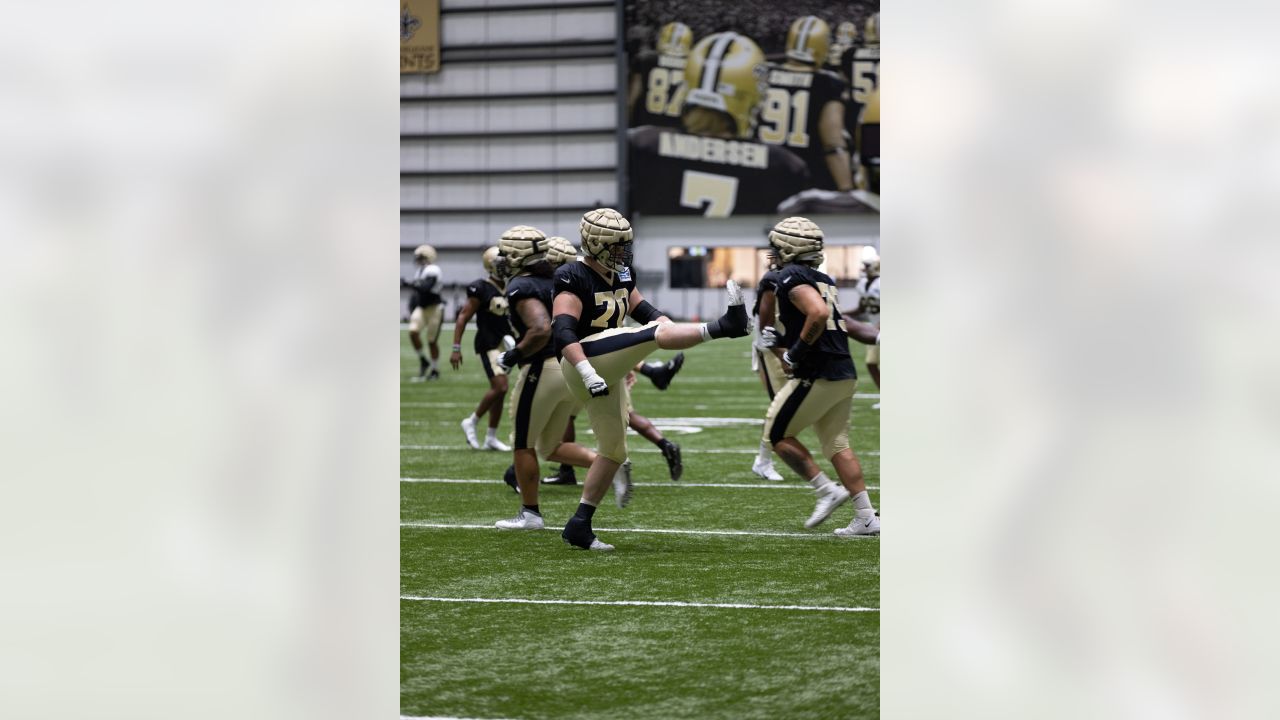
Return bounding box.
[668,244,877,288]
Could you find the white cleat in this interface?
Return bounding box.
[725,278,744,306]
[501,334,516,352]
[588,538,615,552]
[613,460,633,508]
[834,514,880,537]
[495,509,545,530]
[872,402,881,410]
[461,416,481,449]
[805,484,851,528]
[483,435,511,452]
[752,458,785,481]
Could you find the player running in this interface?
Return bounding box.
[760,217,880,537]
[449,246,513,451]
[747,249,787,481]
[554,208,750,551]
[490,226,601,532]
[402,244,444,380]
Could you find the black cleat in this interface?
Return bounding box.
[646,352,686,391]
[418,357,430,378]
[541,468,578,485]
[427,369,441,381]
[661,441,683,482]
[502,465,518,493]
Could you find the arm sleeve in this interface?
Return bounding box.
[552,314,580,355]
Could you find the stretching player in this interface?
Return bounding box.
[761,217,879,536]
[490,226,600,531]
[554,208,751,551]
[852,247,881,406]
[450,246,512,451]
[402,244,443,380]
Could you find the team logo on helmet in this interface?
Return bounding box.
[785,16,831,66]
[657,22,694,57]
[580,208,634,273]
[767,217,825,266]
[682,32,769,140]
[498,225,549,272]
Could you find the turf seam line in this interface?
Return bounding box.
[400,477,880,490]
[400,595,879,612]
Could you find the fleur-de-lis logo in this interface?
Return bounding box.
[401,3,422,41]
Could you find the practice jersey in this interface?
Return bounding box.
[465,277,510,352]
[757,67,848,190]
[775,264,856,381]
[505,274,554,367]
[853,275,880,326]
[752,268,781,321]
[628,126,810,217]
[630,53,687,129]
[554,260,636,342]
[407,264,442,309]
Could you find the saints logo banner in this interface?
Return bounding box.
[401,0,440,74]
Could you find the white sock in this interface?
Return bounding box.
[466,413,478,424]
[579,497,598,508]
[756,439,772,465]
[808,472,833,492]
[699,323,711,341]
[486,428,497,440]
[853,490,875,517]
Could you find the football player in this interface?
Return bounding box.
[758,16,853,192]
[851,246,881,398]
[554,208,751,551]
[841,13,879,149]
[449,246,513,451]
[761,217,879,537]
[490,226,600,532]
[402,244,444,380]
[825,21,858,73]
[857,84,880,194]
[748,247,787,481]
[627,21,693,129]
[629,32,811,217]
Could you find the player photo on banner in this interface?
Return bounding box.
[625,1,879,217]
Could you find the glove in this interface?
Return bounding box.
[497,349,521,372]
[754,326,778,350]
[575,360,609,397]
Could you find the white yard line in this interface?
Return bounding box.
[400,444,878,457]
[400,595,878,613]
[402,716,516,720]
[399,521,877,539]
[400,477,879,490]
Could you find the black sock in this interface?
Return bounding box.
[659,439,675,453]
[522,504,540,515]
[637,362,656,378]
[559,463,573,474]
[575,502,597,522]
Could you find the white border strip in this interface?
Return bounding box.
[400,477,878,490]
[401,595,878,613]
[399,521,876,539]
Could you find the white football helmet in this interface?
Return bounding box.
[767,217,825,266]
[413,244,437,265]
[498,225,549,272]
[580,208,634,272]
[861,246,880,277]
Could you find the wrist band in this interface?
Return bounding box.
[452,343,462,351]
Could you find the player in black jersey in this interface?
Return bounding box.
[628,32,811,217]
[760,217,880,537]
[747,252,787,482]
[402,244,443,380]
[759,16,854,192]
[840,13,879,168]
[449,246,513,452]
[489,226,600,533]
[553,208,751,551]
[627,21,691,130]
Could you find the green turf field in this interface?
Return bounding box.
[402,328,880,720]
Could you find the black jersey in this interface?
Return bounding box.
[752,268,781,319]
[628,126,810,217]
[841,44,880,138]
[757,67,848,191]
[505,274,554,366]
[774,264,856,381]
[554,260,636,342]
[630,53,687,129]
[466,277,510,352]
[406,264,442,310]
